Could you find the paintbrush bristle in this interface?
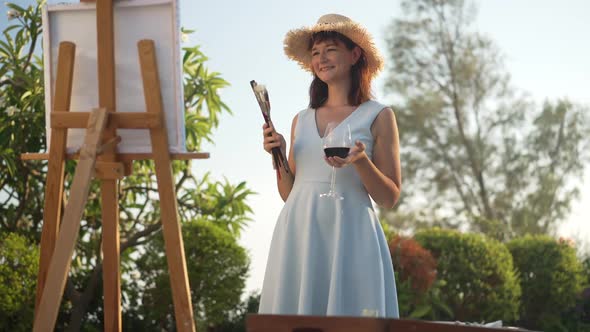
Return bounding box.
[253,84,266,93]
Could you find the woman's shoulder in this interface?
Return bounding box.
[294,107,314,120]
[291,107,313,134]
[364,99,392,112]
[363,100,396,133]
[300,105,314,113]
[360,99,393,120]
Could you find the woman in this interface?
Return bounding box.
[259,13,401,318]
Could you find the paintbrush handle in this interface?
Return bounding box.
[251,80,291,176]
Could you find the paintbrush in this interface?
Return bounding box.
[250,80,291,179]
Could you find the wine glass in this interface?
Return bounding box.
[320,122,352,200]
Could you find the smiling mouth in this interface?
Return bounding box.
[320,66,335,72]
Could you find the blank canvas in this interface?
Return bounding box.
[42,0,185,153]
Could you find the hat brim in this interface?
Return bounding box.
[283,20,384,79]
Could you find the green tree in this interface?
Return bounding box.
[0,1,46,239]
[381,0,590,240]
[0,232,39,332]
[127,221,250,330]
[0,2,255,330]
[213,292,261,332]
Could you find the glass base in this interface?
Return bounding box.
[319,190,343,200]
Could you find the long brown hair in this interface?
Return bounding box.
[308,31,372,109]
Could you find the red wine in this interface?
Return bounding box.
[324,147,350,158]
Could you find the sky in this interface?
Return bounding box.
[3,0,589,296]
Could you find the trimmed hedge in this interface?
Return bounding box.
[414,228,521,322]
[508,235,585,331]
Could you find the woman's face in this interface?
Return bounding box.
[311,39,360,85]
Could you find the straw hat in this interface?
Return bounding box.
[283,13,384,79]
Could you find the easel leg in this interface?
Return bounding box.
[95,0,122,329]
[139,39,196,332]
[33,108,109,332]
[35,41,75,314]
[102,180,121,332]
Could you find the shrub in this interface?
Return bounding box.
[390,235,437,294]
[130,221,250,330]
[390,235,452,319]
[0,232,40,332]
[414,228,521,322]
[508,235,585,331]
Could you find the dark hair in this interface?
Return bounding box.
[308,31,372,109]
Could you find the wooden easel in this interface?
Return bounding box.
[21,1,202,331]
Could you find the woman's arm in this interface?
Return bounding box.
[326,107,401,208]
[263,115,298,201]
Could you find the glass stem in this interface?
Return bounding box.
[330,166,336,193]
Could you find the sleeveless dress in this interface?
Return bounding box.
[258,100,400,318]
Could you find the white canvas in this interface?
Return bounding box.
[42,0,185,153]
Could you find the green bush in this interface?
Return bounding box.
[390,235,453,319]
[582,256,590,287]
[0,232,40,332]
[580,256,590,326]
[213,292,260,332]
[414,228,521,322]
[390,235,437,294]
[128,220,250,330]
[508,235,585,331]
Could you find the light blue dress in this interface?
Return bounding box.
[258,100,400,318]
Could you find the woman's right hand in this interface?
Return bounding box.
[262,122,286,158]
[264,118,296,200]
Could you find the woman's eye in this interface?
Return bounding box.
[312,51,320,56]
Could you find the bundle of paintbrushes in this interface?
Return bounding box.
[250,80,291,179]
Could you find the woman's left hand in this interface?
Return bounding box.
[324,140,368,168]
